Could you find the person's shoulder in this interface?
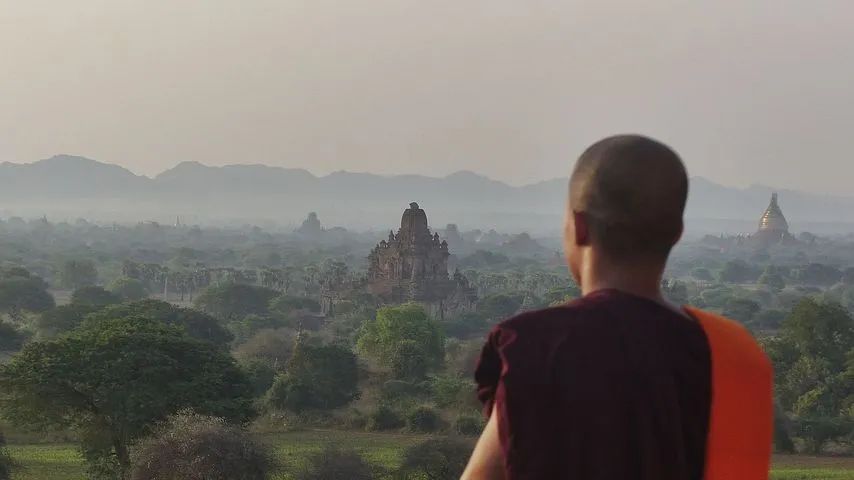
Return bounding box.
[684,306,771,372]
[492,296,598,338]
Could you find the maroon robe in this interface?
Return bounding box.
[475,289,712,480]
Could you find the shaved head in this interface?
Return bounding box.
[569,135,688,262]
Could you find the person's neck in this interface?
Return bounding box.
[579,255,666,303]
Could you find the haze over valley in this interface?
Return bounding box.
[3,154,853,236]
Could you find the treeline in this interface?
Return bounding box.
[0,266,499,479]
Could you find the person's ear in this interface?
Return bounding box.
[573,211,591,247]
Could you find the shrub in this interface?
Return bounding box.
[366,405,404,432]
[295,444,375,480]
[398,437,473,480]
[380,380,425,402]
[454,414,484,436]
[429,374,477,409]
[406,405,442,433]
[130,410,277,480]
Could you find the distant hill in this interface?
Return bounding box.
[1,155,853,234]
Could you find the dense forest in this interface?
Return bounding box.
[1,217,854,479]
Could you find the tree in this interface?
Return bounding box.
[266,340,359,412]
[0,269,55,321]
[766,298,854,450]
[753,309,786,331]
[240,359,277,398]
[721,298,761,325]
[35,304,99,338]
[691,267,714,282]
[442,312,487,339]
[269,295,321,316]
[130,410,277,480]
[662,279,689,305]
[542,285,581,305]
[476,294,524,322]
[796,263,843,287]
[84,300,233,347]
[233,328,295,369]
[57,259,98,290]
[718,260,760,284]
[70,286,122,308]
[108,277,149,302]
[295,444,376,480]
[0,322,27,352]
[391,340,428,380]
[229,314,288,344]
[194,283,278,320]
[0,317,254,473]
[758,271,786,291]
[792,417,853,455]
[398,437,472,480]
[357,303,444,370]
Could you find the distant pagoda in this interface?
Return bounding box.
[367,202,476,316]
[753,193,794,245]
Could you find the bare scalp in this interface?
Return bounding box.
[569,134,688,261]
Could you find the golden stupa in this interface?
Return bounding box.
[758,193,789,233]
[754,193,792,244]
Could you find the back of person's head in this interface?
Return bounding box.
[568,134,688,264]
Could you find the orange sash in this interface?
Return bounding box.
[685,307,774,480]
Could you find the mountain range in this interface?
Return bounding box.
[1,155,852,235]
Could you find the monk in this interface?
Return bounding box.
[462,135,773,480]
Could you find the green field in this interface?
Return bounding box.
[7,431,854,479]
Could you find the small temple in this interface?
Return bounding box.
[753,193,795,245]
[367,202,476,315]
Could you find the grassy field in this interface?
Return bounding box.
[7,430,854,479]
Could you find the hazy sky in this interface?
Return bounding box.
[1,1,853,193]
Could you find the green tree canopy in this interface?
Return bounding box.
[233,328,296,370]
[35,304,99,338]
[57,259,98,290]
[194,283,278,320]
[266,339,359,412]
[70,286,122,308]
[269,295,321,316]
[476,294,524,322]
[84,299,233,347]
[357,303,444,369]
[796,263,843,287]
[0,322,27,353]
[766,297,854,446]
[0,316,254,472]
[718,259,761,284]
[108,277,149,302]
[722,298,761,325]
[0,269,55,320]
